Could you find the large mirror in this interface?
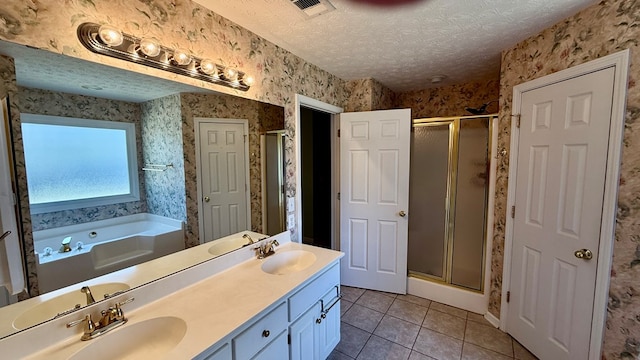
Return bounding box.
[0,39,287,338]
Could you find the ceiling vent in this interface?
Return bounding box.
[289,0,336,18]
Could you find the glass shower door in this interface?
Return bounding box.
[450,118,489,290]
[407,116,491,292]
[407,121,453,280]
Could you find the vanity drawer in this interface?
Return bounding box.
[288,263,339,321]
[233,302,287,360]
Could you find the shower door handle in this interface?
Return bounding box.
[398,211,406,218]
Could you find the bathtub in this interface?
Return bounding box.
[34,213,184,293]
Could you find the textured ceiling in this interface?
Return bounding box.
[0,41,210,103]
[195,0,599,92]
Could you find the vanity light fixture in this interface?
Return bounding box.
[77,22,253,91]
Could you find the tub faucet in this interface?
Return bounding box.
[59,236,72,253]
[81,286,95,305]
[242,233,256,246]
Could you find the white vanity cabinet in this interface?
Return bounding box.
[197,261,341,360]
[288,263,341,360]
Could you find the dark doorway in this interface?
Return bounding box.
[300,106,332,249]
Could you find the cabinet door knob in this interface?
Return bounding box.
[262,330,270,338]
[316,318,322,324]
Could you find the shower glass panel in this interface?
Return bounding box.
[407,115,493,292]
[408,122,452,279]
[450,118,489,290]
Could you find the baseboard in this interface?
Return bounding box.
[484,312,500,328]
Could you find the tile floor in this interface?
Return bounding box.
[329,286,538,360]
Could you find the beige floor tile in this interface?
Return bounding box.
[513,339,538,360]
[430,302,468,319]
[422,309,466,340]
[356,335,411,360]
[396,294,432,308]
[466,312,491,326]
[343,303,385,333]
[387,299,428,325]
[462,343,513,360]
[328,349,356,360]
[341,286,366,303]
[341,299,354,316]
[464,321,513,357]
[409,351,437,360]
[335,322,370,358]
[373,315,421,348]
[413,327,463,360]
[356,290,395,313]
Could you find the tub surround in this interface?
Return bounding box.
[0,232,344,359]
[0,230,268,339]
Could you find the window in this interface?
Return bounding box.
[21,114,139,214]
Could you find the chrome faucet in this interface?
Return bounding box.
[66,298,134,341]
[254,239,279,259]
[81,286,96,305]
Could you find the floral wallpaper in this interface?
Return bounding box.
[491,1,640,358]
[395,78,500,119]
[179,92,284,248]
[140,94,186,222]
[344,77,395,112]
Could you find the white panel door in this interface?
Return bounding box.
[340,109,411,294]
[198,120,249,242]
[508,67,615,359]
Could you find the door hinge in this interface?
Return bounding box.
[337,129,341,137]
[337,192,341,200]
[512,114,521,128]
[511,205,515,219]
[287,334,291,345]
[507,291,511,303]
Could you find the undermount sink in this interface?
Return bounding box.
[13,282,130,330]
[69,316,187,360]
[261,250,317,275]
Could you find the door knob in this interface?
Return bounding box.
[204,196,210,203]
[398,211,406,217]
[574,249,593,260]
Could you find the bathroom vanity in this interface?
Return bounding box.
[0,232,344,359]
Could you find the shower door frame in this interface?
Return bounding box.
[409,114,496,293]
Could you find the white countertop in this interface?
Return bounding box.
[21,241,343,359]
[0,230,267,338]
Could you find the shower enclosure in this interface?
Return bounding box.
[408,115,495,292]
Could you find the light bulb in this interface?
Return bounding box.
[243,75,255,86]
[200,59,217,76]
[98,25,123,47]
[223,67,237,80]
[173,48,191,66]
[139,38,161,57]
